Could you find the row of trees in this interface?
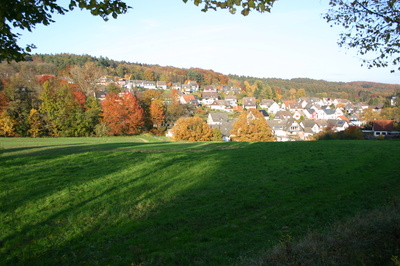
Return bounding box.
[2,56,398,106]
[0,73,275,141]
[0,74,196,137]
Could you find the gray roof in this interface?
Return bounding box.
[301,119,318,128]
[323,108,336,115]
[243,97,256,106]
[211,120,234,136]
[209,112,229,123]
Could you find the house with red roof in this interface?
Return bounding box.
[372,120,399,137]
[179,94,198,105]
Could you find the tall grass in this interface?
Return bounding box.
[0,138,399,265]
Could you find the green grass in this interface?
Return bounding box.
[0,137,399,265]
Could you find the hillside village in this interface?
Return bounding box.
[98,77,400,141]
[2,55,399,140]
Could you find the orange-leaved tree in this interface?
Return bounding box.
[230,109,274,142]
[101,93,144,135]
[171,116,213,141]
[150,98,165,128]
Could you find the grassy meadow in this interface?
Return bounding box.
[0,137,399,265]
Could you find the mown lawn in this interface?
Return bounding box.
[0,137,399,265]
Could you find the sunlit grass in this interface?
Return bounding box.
[0,138,399,264]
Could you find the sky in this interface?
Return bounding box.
[16,0,400,84]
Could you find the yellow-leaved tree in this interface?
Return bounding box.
[28,108,42,138]
[0,111,17,136]
[230,109,274,142]
[171,116,213,141]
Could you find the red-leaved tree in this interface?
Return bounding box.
[101,93,144,135]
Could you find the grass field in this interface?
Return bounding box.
[1,137,399,265]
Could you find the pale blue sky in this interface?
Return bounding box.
[16,0,400,84]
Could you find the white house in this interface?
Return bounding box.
[242,97,257,109]
[210,100,231,111]
[156,81,167,90]
[260,99,280,114]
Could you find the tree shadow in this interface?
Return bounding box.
[2,141,399,265]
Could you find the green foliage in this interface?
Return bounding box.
[1,1,131,62]
[324,0,400,72]
[0,139,399,264]
[212,127,223,141]
[185,0,277,16]
[39,81,97,136]
[105,82,122,94]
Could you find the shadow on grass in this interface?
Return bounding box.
[1,141,400,265]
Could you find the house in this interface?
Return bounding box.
[207,112,229,125]
[333,98,350,107]
[390,96,398,106]
[274,110,292,121]
[288,102,303,112]
[143,81,156,89]
[131,80,144,88]
[317,108,336,120]
[304,108,318,119]
[267,120,286,141]
[171,82,182,90]
[327,119,349,132]
[348,114,362,127]
[180,94,198,105]
[299,97,323,108]
[300,120,321,134]
[315,119,328,130]
[242,97,257,109]
[338,115,350,123]
[371,120,399,137]
[203,85,217,92]
[344,103,355,114]
[156,81,167,90]
[323,97,333,105]
[202,91,219,106]
[97,76,113,86]
[369,103,384,112]
[282,100,296,110]
[285,118,304,140]
[225,95,238,107]
[292,110,306,120]
[259,99,280,114]
[182,84,192,94]
[188,81,199,92]
[210,100,231,111]
[210,120,235,141]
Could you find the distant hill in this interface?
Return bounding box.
[6,53,400,101]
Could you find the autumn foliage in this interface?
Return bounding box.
[230,109,274,142]
[171,116,213,141]
[101,93,144,135]
[150,98,165,127]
